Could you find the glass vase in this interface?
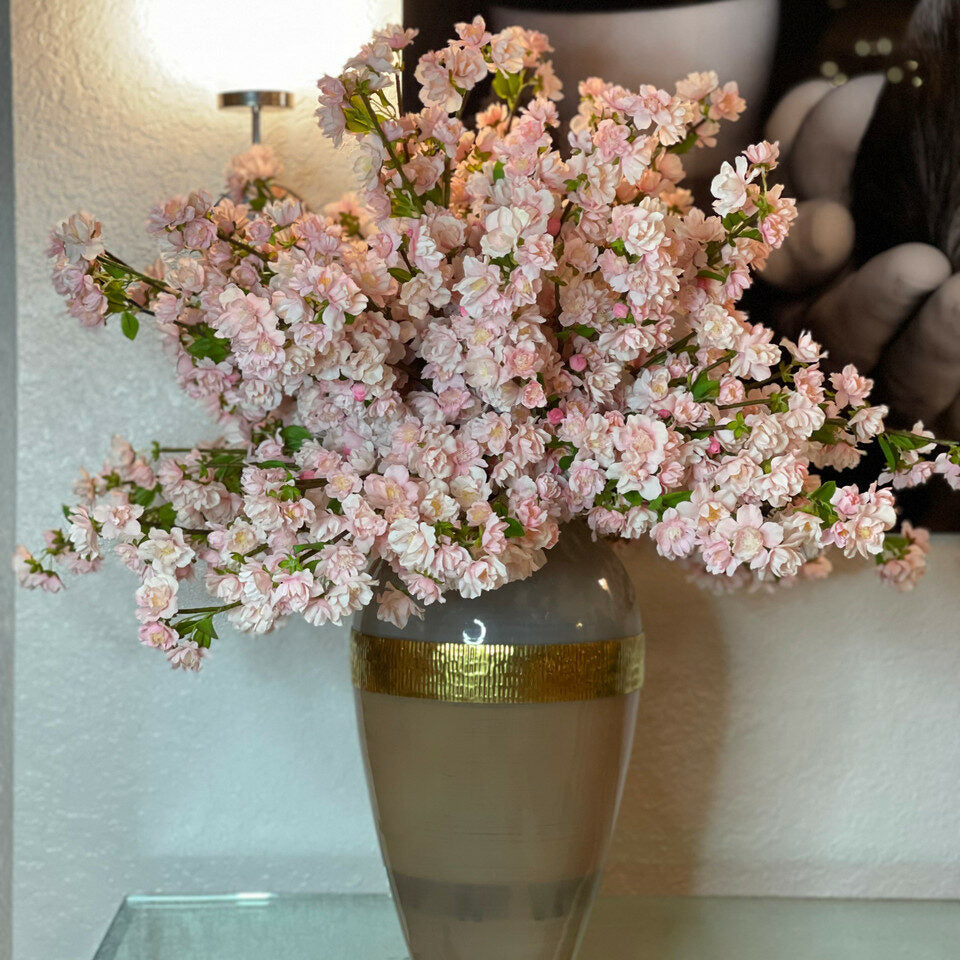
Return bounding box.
[351,523,643,960]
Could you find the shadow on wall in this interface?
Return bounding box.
[603,541,728,895]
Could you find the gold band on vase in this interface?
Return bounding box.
[350,630,644,704]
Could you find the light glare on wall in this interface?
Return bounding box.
[134,0,386,93]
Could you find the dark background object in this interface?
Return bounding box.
[770,0,915,109]
[848,0,960,528]
[852,0,960,268]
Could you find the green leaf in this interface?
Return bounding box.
[185,326,231,363]
[345,97,375,131]
[102,280,129,312]
[809,481,837,504]
[344,114,373,134]
[293,541,325,553]
[722,211,747,231]
[767,391,790,414]
[389,191,421,219]
[503,517,525,539]
[492,70,523,102]
[697,268,727,283]
[725,412,750,441]
[667,129,699,155]
[327,498,344,516]
[280,425,313,453]
[661,490,693,510]
[886,432,933,452]
[101,261,128,280]
[691,372,720,402]
[810,423,841,446]
[492,160,505,182]
[877,434,899,472]
[130,485,157,508]
[192,614,217,648]
[120,310,139,340]
[489,253,516,270]
[388,266,413,284]
[147,503,178,532]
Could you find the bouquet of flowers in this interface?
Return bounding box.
[14,19,960,670]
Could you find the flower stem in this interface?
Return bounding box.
[217,231,262,258]
[643,332,696,369]
[716,396,774,410]
[358,91,426,215]
[102,251,174,295]
[700,350,737,376]
[176,601,241,616]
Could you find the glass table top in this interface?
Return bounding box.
[92,892,960,960]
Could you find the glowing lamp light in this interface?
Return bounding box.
[134,0,398,142]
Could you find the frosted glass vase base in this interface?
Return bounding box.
[356,690,639,960]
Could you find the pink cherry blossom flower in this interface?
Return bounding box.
[67,506,101,560]
[610,199,667,256]
[935,453,960,490]
[453,257,503,318]
[745,140,779,168]
[376,584,424,628]
[849,405,887,442]
[714,505,783,571]
[710,156,756,217]
[387,518,437,569]
[50,212,104,263]
[134,574,179,623]
[166,640,206,672]
[273,570,315,613]
[653,508,697,559]
[709,82,746,122]
[831,365,873,409]
[459,557,507,599]
[138,528,195,575]
[138,622,178,650]
[781,331,824,364]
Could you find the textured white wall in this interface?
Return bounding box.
[10,4,960,960]
[613,542,960,899]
